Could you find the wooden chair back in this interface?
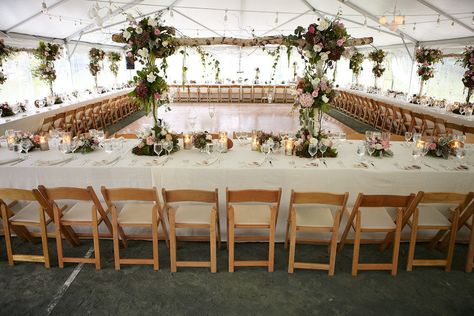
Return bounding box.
[290,191,349,207]
[162,189,218,204]
[354,193,415,209]
[102,187,159,204]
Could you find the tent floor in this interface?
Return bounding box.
[1,237,473,315]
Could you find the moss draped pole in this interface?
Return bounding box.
[112,34,373,47]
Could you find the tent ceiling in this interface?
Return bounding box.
[0,0,473,49]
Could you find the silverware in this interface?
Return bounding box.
[0,158,21,166]
[269,160,273,167]
[322,159,327,168]
[10,159,25,166]
[60,158,74,166]
[422,162,438,171]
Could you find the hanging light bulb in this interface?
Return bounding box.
[224,9,228,22]
[436,14,441,25]
[394,15,404,25]
[451,20,455,27]
[363,16,367,28]
[41,1,48,14]
[389,20,398,31]
[413,22,416,31]
[275,12,279,24]
[379,15,387,25]
[169,8,174,17]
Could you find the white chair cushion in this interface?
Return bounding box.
[10,202,50,223]
[232,204,271,225]
[415,205,451,227]
[295,206,333,228]
[62,202,105,222]
[359,207,396,229]
[175,205,214,224]
[118,203,157,225]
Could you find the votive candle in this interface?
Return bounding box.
[183,133,192,150]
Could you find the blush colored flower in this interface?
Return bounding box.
[154,92,161,100]
[135,83,149,98]
[336,38,345,47]
[165,134,173,141]
[299,93,314,108]
[146,136,154,146]
[308,25,315,34]
[154,28,161,36]
[312,89,319,97]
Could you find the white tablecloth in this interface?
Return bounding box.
[340,88,474,128]
[0,89,132,134]
[1,139,473,241]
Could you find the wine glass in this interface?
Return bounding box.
[356,144,366,162]
[96,130,105,143]
[412,132,421,144]
[58,142,70,159]
[208,105,215,119]
[188,111,197,131]
[205,142,214,156]
[412,148,421,165]
[404,132,412,147]
[20,139,31,159]
[455,148,466,166]
[318,141,327,159]
[367,145,375,157]
[308,143,318,160]
[420,143,429,162]
[154,142,163,156]
[261,142,271,162]
[164,140,173,156]
[365,131,374,142]
[103,140,114,155]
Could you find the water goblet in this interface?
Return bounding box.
[412,148,421,165]
[164,140,173,156]
[455,148,466,166]
[154,142,163,156]
[58,142,70,159]
[308,143,318,160]
[412,132,422,143]
[318,141,327,158]
[356,144,366,162]
[365,131,373,142]
[261,142,271,162]
[367,145,375,157]
[205,142,214,156]
[404,132,412,147]
[20,139,31,159]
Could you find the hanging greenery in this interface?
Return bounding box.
[89,48,105,88]
[254,67,261,83]
[459,46,474,104]
[368,49,386,78]
[262,46,282,82]
[179,48,188,84]
[32,41,61,95]
[349,50,364,76]
[107,51,122,78]
[194,46,221,83]
[0,39,13,86]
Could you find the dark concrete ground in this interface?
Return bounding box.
[0,237,473,316]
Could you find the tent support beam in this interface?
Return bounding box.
[416,0,474,33]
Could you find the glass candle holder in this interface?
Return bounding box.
[183,133,192,150]
[39,136,49,151]
[285,139,294,156]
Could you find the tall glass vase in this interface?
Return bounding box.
[418,79,425,98]
[466,87,473,105]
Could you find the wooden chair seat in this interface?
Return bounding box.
[174,204,215,224]
[118,203,156,225]
[9,202,52,224]
[412,205,452,227]
[359,207,396,230]
[232,204,272,225]
[294,206,333,227]
[62,202,106,222]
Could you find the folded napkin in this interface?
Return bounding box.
[36,157,72,166]
[91,156,120,166]
[0,158,22,166]
[195,157,219,166]
[353,162,369,169]
[304,161,319,168]
[144,156,169,166]
[247,157,266,167]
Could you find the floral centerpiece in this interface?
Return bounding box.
[257,131,282,149]
[71,134,99,154]
[89,48,106,88]
[459,46,474,104]
[192,131,213,150]
[0,39,12,86]
[368,49,386,89]
[425,135,458,159]
[132,124,179,156]
[366,136,393,157]
[33,41,62,96]
[349,50,364,84]
[0,103,14,117]
[415,47,442,97]
[107,51,122,80]
[13,131,40,152]
[295,130,337,158]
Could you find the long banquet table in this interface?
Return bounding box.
[1,139,473,241]
[0,89,132,134]
[340,88,474,128]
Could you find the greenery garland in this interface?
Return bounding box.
[263,46,282,82]
[195,46,221,82]
[89,48,105,88]
[107,51,122,78]
[32,41,61,95]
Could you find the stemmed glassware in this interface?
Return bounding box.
[20,139,31,159]
[208,105,215,131]
[404,132,412,147]
[205,142,214,156]
[58,142,70,159]
[318,141,327,158]
[412,132,422,144]
[154,142,163,156]
[356,143,366,162]
[455,148,466,167]
[308,143,318,160]
[411,148,421,165]
[164,140,173,156]
[188,111,197,131]
[261,142,271,163]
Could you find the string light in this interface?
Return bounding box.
[379,15,387,25]
[41,1,48,14]
[224,9,228,22]
[436,14,441,25]
[169,8,174,17]
[275,12,279,24]
[451,20,455,27]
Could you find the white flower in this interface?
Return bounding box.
[317,19,330,31]
[206,134,213,141]
[375,144,383,150]
[160,130,167,136]
[311,78,320,87]
[123,30,131,41]
[136,27,143,34]
[162,41,169,47]
[148,18,158,27]
[313,44,322,53]
[147,72,156,83]
[309,137,318,144]
[320,52,329,62]
[137,48,149,58]
[322,95,329,103]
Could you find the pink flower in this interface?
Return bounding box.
[336,38,345,47]
[312,89,319,97]
[127,52,133,57]
[154,92,161,100]
[470,57,474,63]
[154,28,161,36]
[428,143,437,150]
[381,140,390,150]
[299,93,314,108]
[146,136,154,146]
[319,80,328,91]
[308,25,315,34]
[423,62,429,67]
[45,52,49,56]
[296,88,303,94]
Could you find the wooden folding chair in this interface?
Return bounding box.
[285,191,348,276]
[339,193,416,276]
[465,199,474,272]
[226,188,282,272]
[162,189,220,273]
[0,188,52,267]
[404,192,472,272]
[38,185,114,270]
[101,187,169,271]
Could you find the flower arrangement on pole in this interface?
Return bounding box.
[415,47,442,97]
[0,39,12,86]
[89,48,105,89]
[349,50,364,85]
[368,49,386,89]
[107,51,122,82]
[287,16,349,158]
[459,46,474,105]
[120,13,179,155]
[32,41,61,96]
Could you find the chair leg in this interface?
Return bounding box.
[169,210,177,273]
[1,206,14,266]
[328,211,341,276]
[53,207,65,268]
[407,208,419,272]
[39,211,50,269]
[352,211,361,276]
[287,209,296,273]
[445,210,459,272]
[268,209,276,273]
[466,216,474,273]
[391,210,402,276]
[91,220,101,270]
[284,210,291,249]
[112,209,121,271]
[228,208,235,273]
[210,209,217,273]
[152,211,159,271]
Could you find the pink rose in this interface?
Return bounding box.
[336,38,345,47]
[312,89,319,97]
[308,25,315,34]
[429,143,436,150]
[127,52,133,57]
[423,62,428,67]
[45,52,49,56]
[154,28,161,36]
[154,92,161,100]
[296,88,303,94]
[146,136,154,146]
